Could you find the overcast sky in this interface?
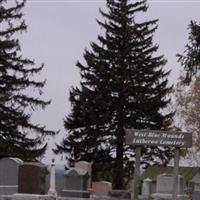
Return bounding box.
[19,0,200,164]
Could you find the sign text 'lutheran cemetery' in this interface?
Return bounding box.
[125,129,192,148]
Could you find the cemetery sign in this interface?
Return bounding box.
[125,128,192,200]
[125,129,192,148]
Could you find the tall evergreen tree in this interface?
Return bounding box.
[0,0,55,161]
[56,0,173,189]
[177,21,200,84]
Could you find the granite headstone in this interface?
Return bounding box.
[152,173,188,200]
[92,181,112,196]
[0,157,23,195]
[192,191,200,200]
[75,161,92,189]
[141,178,152,199]
[18,162,48,194]
[61,168,90,198]
[156,174,185,194]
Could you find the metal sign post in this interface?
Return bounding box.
[133,146,141,200]
[172,147,180,200]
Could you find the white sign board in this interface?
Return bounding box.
[125,129,192,148]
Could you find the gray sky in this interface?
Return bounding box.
[19,0,200,164]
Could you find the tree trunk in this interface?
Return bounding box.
[114,134,124,189]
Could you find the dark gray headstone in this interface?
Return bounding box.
[192,191,200,200]
[64,168,89,190]
[0,158,23,185]
[18,162,48,194]
[0,157,23,195]
[61,168,90,198]
[75,161,92,189]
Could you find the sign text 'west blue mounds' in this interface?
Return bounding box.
[125,129,192,148]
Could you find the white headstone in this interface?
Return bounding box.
[152,173,188,200]
[48,158,57,198]
[156,174,185,195]
[142,178,152,197]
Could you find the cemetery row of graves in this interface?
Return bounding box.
[0,157,200,200]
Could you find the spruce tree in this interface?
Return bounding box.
[177,21,200,83]
[56,0,173,189]
[0,0,55,161]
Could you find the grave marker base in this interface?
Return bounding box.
[2,193,55,200]
[151,193,188,200]
[61,189,90,198]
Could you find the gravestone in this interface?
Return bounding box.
[18,162,48,194]
[61,168,90,198]
[192,191,200,200]
[140,178,152,200]
[152,173,188,200]
[54,166,65,196]
[48,158,57,198]
[0,157,23,195]
[75,161,92,189]
[191,182,200,200]
[156,174,184,194]
[92,181,112,196]
[45,165,65,195]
